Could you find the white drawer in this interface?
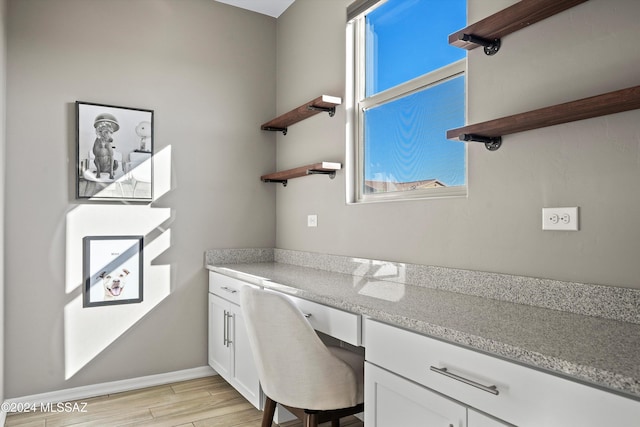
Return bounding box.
[209,271,254,305]
[365,319,640,427]
[281,293,361,346]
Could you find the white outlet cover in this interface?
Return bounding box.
[307,214,318,227]
[542,207,579,231]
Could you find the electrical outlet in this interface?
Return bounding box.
[542,207,579,231]
[307,214,318,228]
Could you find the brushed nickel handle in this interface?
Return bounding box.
[223,310,228,347]
[430,366,499,395]
[225,312,233,347]
[220,286,237,294]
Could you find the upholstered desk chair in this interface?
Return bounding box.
[240,287,364,427]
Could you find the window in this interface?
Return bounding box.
[347,0,467,202]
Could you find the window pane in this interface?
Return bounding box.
[365,0,466,96]
[363,75,465,194]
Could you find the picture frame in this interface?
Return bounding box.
[76,101,154,202]
[83,235,144,307]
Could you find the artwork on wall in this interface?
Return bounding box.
[76,101,154,202]
[83,236,144,307]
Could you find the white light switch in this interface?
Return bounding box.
[542,207,579,231]
[307,214,318,227]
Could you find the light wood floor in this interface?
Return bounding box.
[5,375,364,427]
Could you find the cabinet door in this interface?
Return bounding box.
[230,308,261,409]
[365,319,640,427]
[208,293,232,380]
[365,362,467,427]
[468,410,513,427]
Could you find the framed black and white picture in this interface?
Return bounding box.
[76,101,154,202]
[83,236,144,307]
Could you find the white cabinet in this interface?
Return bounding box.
[365,362,467,427]
[365,318,640,427]
[468,410,513,427]
[208,273,261,409]
[208,293,232,379]
[365,363,511,427]
[207,272,296,424]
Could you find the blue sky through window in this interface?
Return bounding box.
[364,75,465,186]
[366,0,466,96]
[362,0,467,191]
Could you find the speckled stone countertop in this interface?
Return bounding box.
[205,249,640,401]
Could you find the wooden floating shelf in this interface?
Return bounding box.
[447,85,640,150]
[261,95,342,135]
[261,162,342,187]
[449,0,588,53]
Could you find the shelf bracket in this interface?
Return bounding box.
[261,170,335,186]
[459,133,502,151]
[307,169,337,179]
[460,34,501,56]
[261,178,288,187]
[262,126,288,135]
[306,105,336,117]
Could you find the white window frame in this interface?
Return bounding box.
[346,5,468,204]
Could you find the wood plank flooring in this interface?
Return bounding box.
[5,375,364,427]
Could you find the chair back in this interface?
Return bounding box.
[240,287,359,410]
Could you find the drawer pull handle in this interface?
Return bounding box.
[227,313,233,346]
[430,366,499,395]
[224,311,233,347]
[223,310,228,347]
[220,286,237,294]
[303,313,312,318]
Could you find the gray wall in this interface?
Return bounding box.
[1,0,6,409]
[275,0,640,290]
[5,0,276,397]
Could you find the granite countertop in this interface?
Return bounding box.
[208,261,640,401]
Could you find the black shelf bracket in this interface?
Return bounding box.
[261,170,336,187]
[307,105,336,117]
[308,169,337,179]
[460,34,501,56]
[262,126,288,135]
[261,178,288,187]
[459,133,502,151]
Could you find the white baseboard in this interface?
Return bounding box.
[3,366,216,411]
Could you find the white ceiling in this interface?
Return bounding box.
[215,0,296,18]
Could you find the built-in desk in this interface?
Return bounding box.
[206,254,640,426]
